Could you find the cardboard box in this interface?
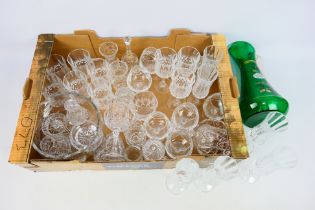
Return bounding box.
[8,29,248,172]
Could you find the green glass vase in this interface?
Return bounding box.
[228,41,289,128]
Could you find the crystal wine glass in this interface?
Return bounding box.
[121,36,139,69]
[67,49,93,77]
[99,41,118,63]
[176,46,200,76]
[165,130,193,159]
[194,119,230,156]
[203,93,225,121]
[165,170,190,195]
[166,158,200,194]
[144,111,171,140]
[127,65,152,92]
[154,47,177,93]
[63,71,88,96]
[102,100,134,161]
[124,120,147,147]
[87,77,113,110]
[108,60,129,90]
[133,91,158,119]
[170,74,194,99]
[115,87,136,112]
[140,47,157,74]
[171,102,199,131]
[47,54,70,80]
[202,45,224,65]
[89,58,108,80]
[142,139,165,161]
[94,133,126,162]
[192,63,218,99]
[43,73,65,107]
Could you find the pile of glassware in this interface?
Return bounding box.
[33,36,230,162]
[166,111,297,195]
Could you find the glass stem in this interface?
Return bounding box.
[112,128,120,154]
[124,36,132,56]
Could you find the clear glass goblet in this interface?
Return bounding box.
[87,77,113,109]
[127,65,152,92]
[47,54,70,80]
[103,100,134,161]
[174,158,200,183]
[43,73,65,107]
[155,47,177,93]
[121,36,139,70]
[89,58,108,80]
[142,139,165,161]
[176,46,200,75]
[196,62,218,81]
[94,133,126,161]
[194,119,230,156]
[115,87,136,112]
[170,74,194,99]
[165,170,190,195]
[124,120,147,147]
[67,49,93,77]
[192,79,212,99]
[99,41,118,63]
[144,111,171,140]
[171,102,199,131]
[166,158,200,194]
[203,93,225,121]
[133,91,158,119]
[202,45,224,65]
[140,47,157,74]
[63,71,88,96]
[165,130,193,159]
[108,60,129,90]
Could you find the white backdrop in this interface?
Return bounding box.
[0,0,314,210]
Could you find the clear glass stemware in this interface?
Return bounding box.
[155,47,177,93]
[121,36,139,70]
[99,41,118,63]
